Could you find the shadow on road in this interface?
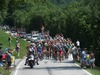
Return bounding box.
[22,65,81,70]
[22,64,82,75]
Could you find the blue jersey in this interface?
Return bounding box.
[37,46,42,52]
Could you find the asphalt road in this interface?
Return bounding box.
[12,54,92,75]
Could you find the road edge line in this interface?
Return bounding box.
[13,59,25,75]
[75,63,92,75]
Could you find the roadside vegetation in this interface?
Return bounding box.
[0,29,29,58]
[86,67,100,75]
[76,61,100,75]
[0,0,100,67]
[0,29,29,75]
[0,0,100,75]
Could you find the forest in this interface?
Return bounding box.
[0,0,100,66]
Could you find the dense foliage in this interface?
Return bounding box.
[0,0,100,66]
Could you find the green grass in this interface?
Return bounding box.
[0,29,29,75]
[0,29,29,58]
[0,67,11,75]
[76,61,100,75]
[86,67,100,75]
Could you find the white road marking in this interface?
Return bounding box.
[13,55,92,75]
[14,59,24,75]
[75,63,92,75]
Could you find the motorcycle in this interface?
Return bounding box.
[28,54,35,68]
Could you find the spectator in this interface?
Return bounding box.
[71,44,78,62]
[80,48,87,68]
[0,43,3,67]
[5,50,12,70]
[0,43,3,55]
[89,51,95,69]
[8,34,12,46]
[86,52,90,66]
[16,41,20,56]
[0,54,3,67]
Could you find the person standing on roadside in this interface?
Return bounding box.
[8,34,12,46]
[0,43,3,67]
[16,41,20,56]
[5,49,12,70]
[89,51,95,68]
[72,44,78,62]
[0,55,3,67]
[80,48,87,68]
[0,43,3,55]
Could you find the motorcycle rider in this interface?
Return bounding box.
[25,43,39,65]
[24,44,34,65]
[31,43,39,65]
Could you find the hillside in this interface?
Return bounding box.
[0,29,28,58]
